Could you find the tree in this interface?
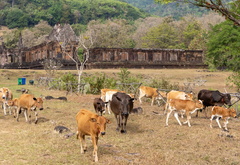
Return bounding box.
[55,24,95,93]
[141,18,179,48]
[206,20,240,71]
[206,20,240,90]
[87,19,136,48]
[155,0,240,27]
[5,8,29,28]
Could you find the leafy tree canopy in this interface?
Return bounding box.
[154,0,240,26]
[206,20,240,71]
[0,0,149,29]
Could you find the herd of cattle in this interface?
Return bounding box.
[0,86,238,162]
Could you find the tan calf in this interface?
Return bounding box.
[210,106,237,131]
[7,98,19,117]
[165,90,194,117]
[76,109,110,162]
[0,87,13,115]
[138,86,166,106]
[16,94,44,124]
[166,99,203,127]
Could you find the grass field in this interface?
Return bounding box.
[0,69,239,165]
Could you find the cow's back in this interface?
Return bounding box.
[139,86,157,97]
[169,99,198,111]
[18,94,35,108]
[167,90,193,101]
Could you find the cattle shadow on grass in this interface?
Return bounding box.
[36,117,50,123]
[123,122,143,134]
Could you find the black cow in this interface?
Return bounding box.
[110,92,134,133]
[93,98,107,116]
[196,89,231,117]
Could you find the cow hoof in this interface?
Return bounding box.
[120,130,126,134]
[223,129,229,132]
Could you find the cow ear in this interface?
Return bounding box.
[33,97,37,101]
[116,96,121,102]
[90,118,97,122]
[106,119,111,124]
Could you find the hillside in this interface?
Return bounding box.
[0,0,149,29]
[120,0,209,19]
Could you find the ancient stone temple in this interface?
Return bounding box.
[0,24,206,69]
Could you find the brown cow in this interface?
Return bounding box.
[210,106,237,131]
[138,86,167,106]
[110,92,134,133]
[0,87,13,115]
[164,90,194,116]
[93,98,107,116]
[7,98,19,117]
[16,94,44,124]
[166,99,203,127]
[76,109,110,162]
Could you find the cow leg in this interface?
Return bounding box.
[183,112,191,127]
[3,102,7,116]
[210,115,214,128]
[79,134,86,154]
[138,93,145,105]
[204,107,208,118]
[165,110,172,126]
[121,114,128,133]
[174,112,182,126]
[216,117,222,129]
[164,102,170,115]
[107,103,111,114]
[24,110,29,123]
[34,111,38,124]
[92,136,99,162]
[115,115,120,131]
[223,118,228,131]
[151,98,154,106]
[16,107,21,122]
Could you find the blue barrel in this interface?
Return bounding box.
[18,78,26,85]
[22,78,26,85]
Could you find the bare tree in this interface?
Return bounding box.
[155,0,240,27]
[54,24,95,93]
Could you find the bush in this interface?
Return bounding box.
[83,73,117,94]
[148,78,179,91]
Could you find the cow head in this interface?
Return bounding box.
[185,92,194,100]
[0,88,10,100]
[229,108,237,118]
[196,100,204,109]
[33,97,44,110]
[7,99,14,106]
[222,93,232,106]
[116,96,134,115]
[90,116,110,136]
[213,91,231,106]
